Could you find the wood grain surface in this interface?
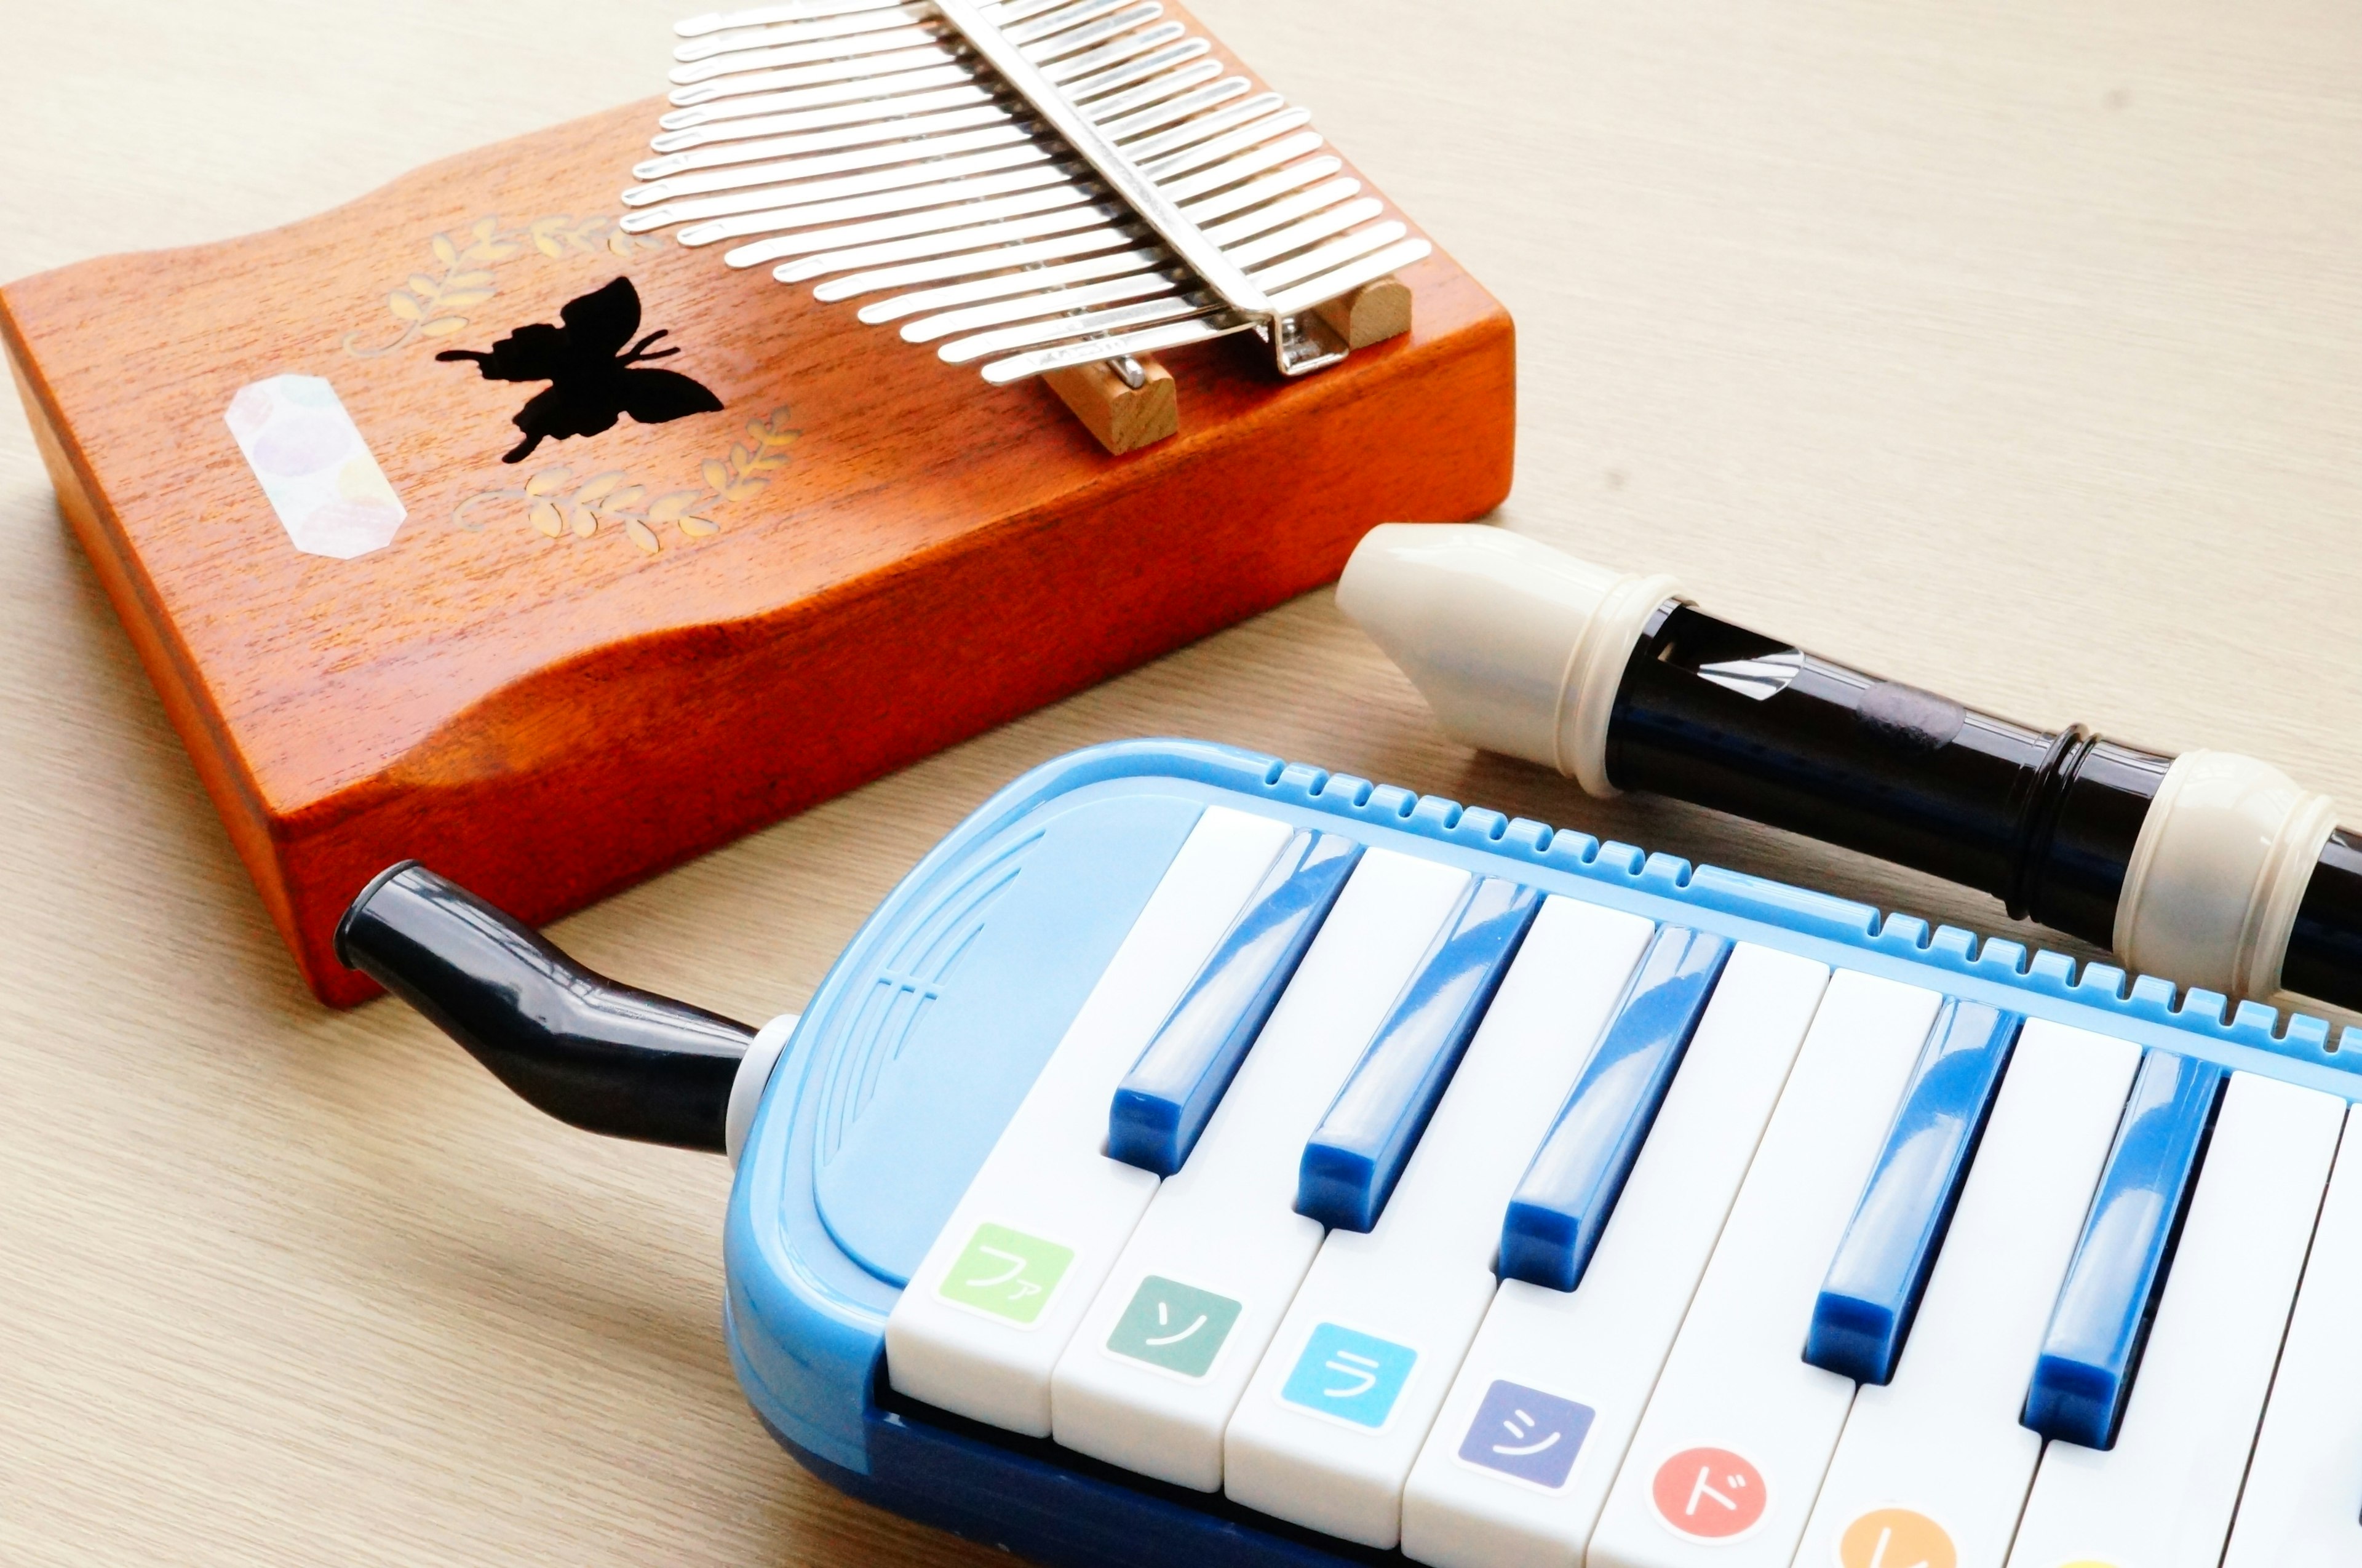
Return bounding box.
[0,30,1509,1006]
[3,2,2360,1565]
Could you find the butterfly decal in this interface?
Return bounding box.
[435,276,723,463]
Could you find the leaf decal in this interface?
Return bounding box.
[447,404,794,559]
[351,214,663,359]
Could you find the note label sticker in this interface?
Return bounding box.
[1279,1323,1417,1430]
[1650,1447,1767,1542]
[1104,1276,1241,1377]
[1839,1508,1957,1568]
[223,375,407,559]
[937,1223,1073,1326]
[1455,1379,1595,1489]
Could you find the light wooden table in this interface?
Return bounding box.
[4,3,2358,1563]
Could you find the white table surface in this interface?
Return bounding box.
[2,2,2358,1562]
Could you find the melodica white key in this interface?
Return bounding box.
[1051,847,1472,1489]
[1397,943,1832,1568]
[2222,1101,2362,1568]
[1586,968,1942,1568]
[2006,1070,2344,1568]
[1222,894,1656,1548]
[1792,1018,2141,1568]
[885,805,1293,1434]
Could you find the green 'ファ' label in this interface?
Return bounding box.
[937,1222,1074,1324]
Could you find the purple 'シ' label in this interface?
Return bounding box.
[1456,1379,1594,1488]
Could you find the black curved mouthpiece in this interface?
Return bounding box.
[335,862,753,1153]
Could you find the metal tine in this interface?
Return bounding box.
[627,122,1036,204]
[672,4,933,64]
[1263,236,1433,316]
[826,227,1147,303]
[773,199,1125,276]
[1156,129,1324,202]
[939,290,1216,362]
[1016,4,1166,68]
[1199,178,1364,250]
[656,72,987,138]
[851,241,1155,317]
[773,148,1337,285]
[1069,59,1230,130]
[974,238,1422,380]
[1164,152,1340,224]
[1044,22,1190,93]
[726,185,1105,266]
[1215,197,1384,271]
[684,55,1209,166]
[660,63,978,129]
[661,81,1283,240]
[646,40,1192,163]
[977,0,1076,23]
[638,101,1011,177]
[1095,77,1249,143]
[627,144,1054,229]
[667,44,964,107]
[1245,220,1409,292]
[674,161,1083,245]
[669,23,945,86]
[1000,0,1139,47]
[901,268,1184,342]
[1138,107,1310,180]
[1086,84,1286,166]
[980,311,1243,383]
[1060,40,1212,109]
[678,0,907,38]
[1116,91,1281,162]
[786,167,1345,319]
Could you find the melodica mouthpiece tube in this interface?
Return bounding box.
[1338,523,2362,1012]
[336,862,758,1152]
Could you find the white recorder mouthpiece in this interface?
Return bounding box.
[1335,523,1680,798]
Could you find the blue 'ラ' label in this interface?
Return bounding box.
[1456,1379,1594,1487]
[1279,1323,1418,1428]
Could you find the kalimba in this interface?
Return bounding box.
[339,739,2362,1568]
[0,0,1509,1005]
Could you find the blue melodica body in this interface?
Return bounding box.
[720,740,2361,1568]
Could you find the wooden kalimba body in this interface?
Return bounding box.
[0,0,1511,1005]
